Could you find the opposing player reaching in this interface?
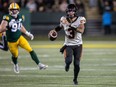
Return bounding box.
[0,32,8,51]
[0,3,48,73]
[48,4,86,85]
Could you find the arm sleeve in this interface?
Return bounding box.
[22,15,25,22]
[79,17,86,24]
[54,25,62,32]
[54,16,64,32]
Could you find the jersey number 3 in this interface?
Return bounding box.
[67,28,75,39]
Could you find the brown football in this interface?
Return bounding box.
[48,30,57,41]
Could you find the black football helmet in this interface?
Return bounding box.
[66,4,78,18]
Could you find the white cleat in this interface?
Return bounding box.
[38,63,48,70]
[14,64,20,73]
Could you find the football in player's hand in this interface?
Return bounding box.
[48,30,58,41]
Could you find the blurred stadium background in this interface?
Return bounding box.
[0,0,116,87]
[0,0,116,40]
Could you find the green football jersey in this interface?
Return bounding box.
[3,14,25,42]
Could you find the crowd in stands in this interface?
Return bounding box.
[0,0,85,13]
[0,0,116,14]
[98,0,116,14]
[0,0,116,35]
[98,0,116,35]
[88,0,116,35]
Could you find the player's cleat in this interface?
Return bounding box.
[73,79,78,85]
[14,64,20,73]
[38,63,48,70]
[65,64,70,72]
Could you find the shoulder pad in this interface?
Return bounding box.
[0,33,2,37]
[3,15,9,21]
[60,16,66,21]
[60,16,68,24]
[79,16,86,24]
[22,15,25,21]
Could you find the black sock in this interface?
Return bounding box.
[74,65,80,80]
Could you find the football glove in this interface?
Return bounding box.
[25,31,34,40]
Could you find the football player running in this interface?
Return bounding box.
[0,32,8,51]
[0,3,48,73]
[48,4,86,85]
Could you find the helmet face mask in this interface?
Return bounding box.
[9,9,19,17]
[66,4,77,19]
[9,3,20,17]
[67,9,76,19]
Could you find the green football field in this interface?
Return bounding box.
[0,41,116,87]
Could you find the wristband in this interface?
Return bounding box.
[25,31,30,36]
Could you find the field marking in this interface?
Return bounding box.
[31,44,116,48]
[0,66,116,71]
[0,74,116,78]
[0,84,116,87]
[0,84,79,87]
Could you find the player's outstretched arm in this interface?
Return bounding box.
[21,25,34,40]
[0,20,8,33]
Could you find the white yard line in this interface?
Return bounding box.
[0,66,116,71]
[0,74,116,78]
[0,84,77,87]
